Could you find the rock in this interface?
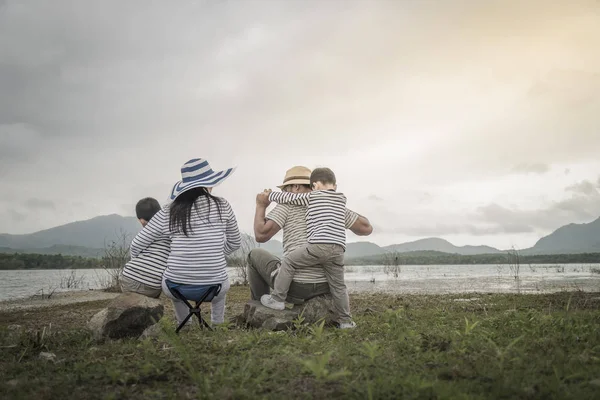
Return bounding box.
[87,293,164,340]
[243,295,336,331]
[139,323,164,340]
[39,352,56,362]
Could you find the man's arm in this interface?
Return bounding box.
[349,214,373,236]
[254,193,282,243]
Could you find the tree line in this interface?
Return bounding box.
[1,250,599,270]
[0,253,103,270]
[346,251,600,266]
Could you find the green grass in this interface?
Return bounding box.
[1,288,600,399]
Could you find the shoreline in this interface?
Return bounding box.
[1,261,600,272]
[0,290,120,312]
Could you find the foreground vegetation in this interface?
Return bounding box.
[1,287,599,399]
[2,251,600,270]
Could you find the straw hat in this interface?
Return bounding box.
[277,166,312,189]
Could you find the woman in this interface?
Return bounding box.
[130,158,241,325]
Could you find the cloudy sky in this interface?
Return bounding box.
[1,0,599,250]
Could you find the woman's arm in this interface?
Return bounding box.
[223,201,242,256]
[130,208,168,258]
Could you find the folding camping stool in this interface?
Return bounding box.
[164,280,222,333]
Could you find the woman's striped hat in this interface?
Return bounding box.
[169,158,236,200]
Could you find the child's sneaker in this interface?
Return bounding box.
[338,321,357,329]
[261,294,285,310]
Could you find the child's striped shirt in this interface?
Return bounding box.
[268,190,347,248]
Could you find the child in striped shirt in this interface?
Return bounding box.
[260,167,356,329]
[121,197,170,298]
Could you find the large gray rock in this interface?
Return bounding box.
[87,293,164,340]
[242,295,335,331]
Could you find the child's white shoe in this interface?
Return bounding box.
[338,321,357,329]
[261,294,285,310]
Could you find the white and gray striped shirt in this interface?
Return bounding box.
[130,197,241,285]
[267,204,358,283]
[122,236,170,289]
[268,190,347,249]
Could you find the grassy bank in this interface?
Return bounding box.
[1,288,600,399]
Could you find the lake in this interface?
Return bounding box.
[1,264,599,302]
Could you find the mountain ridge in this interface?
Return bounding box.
[1,214,599,258]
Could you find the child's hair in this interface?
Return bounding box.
[310,167,336,186]
[135,197,162,221]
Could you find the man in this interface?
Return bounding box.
[248,166,373,325]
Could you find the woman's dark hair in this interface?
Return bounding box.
[169,187,223,236]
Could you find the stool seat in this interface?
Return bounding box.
[164,280,222,333]
[165,280,220,302]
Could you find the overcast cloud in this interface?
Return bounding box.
[1,0,599,250]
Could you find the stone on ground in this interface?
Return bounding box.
[241,295,335,331]
[87,293,163,340]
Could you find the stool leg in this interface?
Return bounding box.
[176,312,194,334]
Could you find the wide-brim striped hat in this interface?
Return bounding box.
[169,158,236,201]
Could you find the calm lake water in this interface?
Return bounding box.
[1,264,599,302]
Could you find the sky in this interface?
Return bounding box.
[1,0,600,250]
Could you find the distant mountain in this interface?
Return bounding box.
[523,217,600,255]
[0,214,141,249]
[249,239,499,259]
[346,242,386,258]
[2,214,600,258]
[384,238,502,256]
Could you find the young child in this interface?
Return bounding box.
[260,167,356,329]
[120,197,170,298]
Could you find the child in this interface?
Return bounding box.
[120,197,170,298]
[260,167,356,329]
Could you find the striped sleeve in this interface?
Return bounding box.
[223,200,242,255]
[345,208,359,228]
[130,208,168,258]
[266,204,289,228]
[269,191,311,206]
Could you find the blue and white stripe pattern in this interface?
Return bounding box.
[268,190,347,249]
[130,197,242,285]
[169,158,236,200]
[122,237,170,289]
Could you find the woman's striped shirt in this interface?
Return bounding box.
[268,190,347,249]
[130,196,241,285]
